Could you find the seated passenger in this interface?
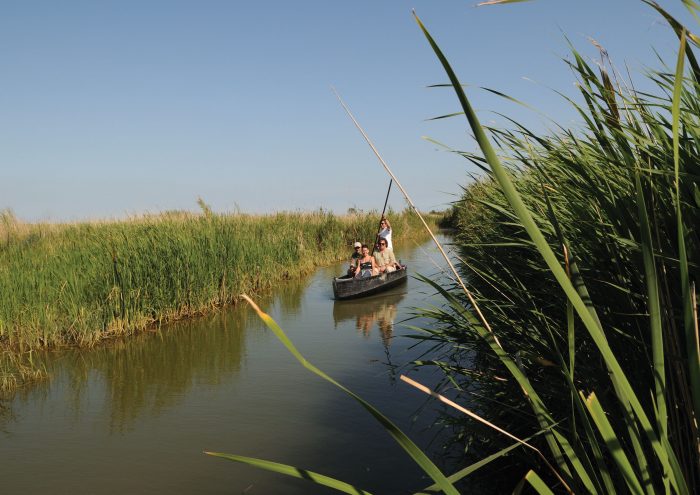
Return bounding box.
[354,244,379,278]
[374,238,401,273]
[347,241,362,275]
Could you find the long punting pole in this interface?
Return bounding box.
[331,87,501,340]
[333,88,573,493]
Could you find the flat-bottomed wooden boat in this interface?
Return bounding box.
[332,267,408,300]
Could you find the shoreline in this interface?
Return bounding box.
[0,209,439,394]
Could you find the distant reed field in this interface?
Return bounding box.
[0,208,431,354]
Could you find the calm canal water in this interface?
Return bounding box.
[1,236,462,494]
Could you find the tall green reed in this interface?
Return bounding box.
[413,2,699,492]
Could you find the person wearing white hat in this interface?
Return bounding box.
[347,241,363,275]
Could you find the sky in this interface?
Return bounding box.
[0,0,695,221]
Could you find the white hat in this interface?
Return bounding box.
[353,241,362,248]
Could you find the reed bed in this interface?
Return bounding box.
[0,208,429,356]
[408,3,700,492]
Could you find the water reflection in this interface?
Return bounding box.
[332,290,405,348]
[42,309,249,432]
[266,273,310,316]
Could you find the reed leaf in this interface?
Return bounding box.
[514,470,555,495]
[414,274,576,485]
[583,392,645,495]
[632,167,667,450]
[671,27,700,424]
[205,452,374,495]
[412,18,578,482]
[644,1,700,62]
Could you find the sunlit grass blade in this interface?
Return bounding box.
[549,429,599,495]
[633,167,667,449]
[524,470,556,495]
[565,247,576,434]
[681,0,700,25]
[425,112,464,121]
[240,295,459,495]
[557,339,617,494]
[204,452,374,495]
[513,470,555,495]
[644,1,700,81]
[671,28,700,425]
[583,392,645,495]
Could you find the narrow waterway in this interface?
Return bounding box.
[1,236,461,494]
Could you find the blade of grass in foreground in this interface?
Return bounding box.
[671,28,700,423]
[205,453,374,495]
[521,470,555,495]
[583,392,644,495]
[237,294,459,495]
[633,166,667,457]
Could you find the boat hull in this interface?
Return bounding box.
[332,267,408,300]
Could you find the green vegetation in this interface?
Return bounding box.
[411,2,700,493]
[0,207,431,391]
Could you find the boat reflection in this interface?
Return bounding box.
[332,290,406,348]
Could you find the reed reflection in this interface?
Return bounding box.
[261,273,309,316]
[48,308,251,432]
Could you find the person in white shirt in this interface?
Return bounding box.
[378,216,393,250]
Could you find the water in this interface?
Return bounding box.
[1,236,460,494]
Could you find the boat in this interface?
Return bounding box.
[332,267,408,300]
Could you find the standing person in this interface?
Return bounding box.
[347,241,362,275]
[374,238,401,273]
[354,244,379,278]
[378,216,393,250]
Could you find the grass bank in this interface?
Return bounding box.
[0,208,432,356]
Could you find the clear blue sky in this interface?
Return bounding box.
[0,0,693,221]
